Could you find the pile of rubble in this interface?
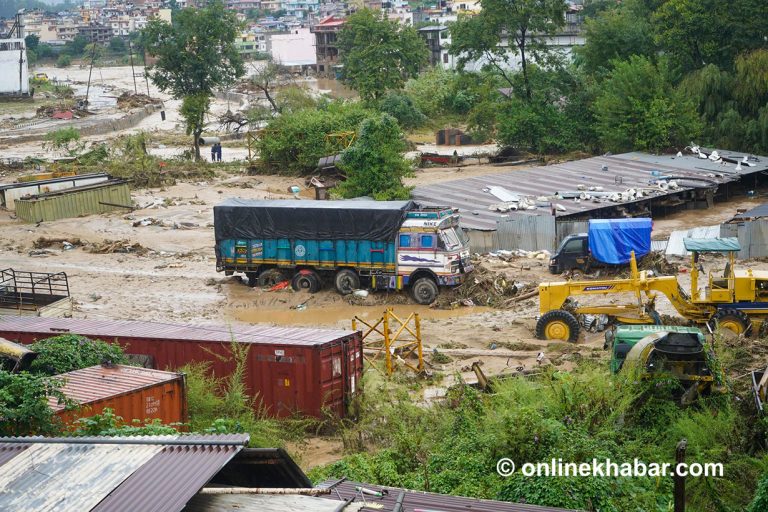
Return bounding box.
[117,93,160,110]
[433,264,536,309]
[84,239,148,255]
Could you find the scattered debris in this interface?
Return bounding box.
[33,237,83,250]
[84,239,148,255]
[433,263,535,309]
[117,92,160,110]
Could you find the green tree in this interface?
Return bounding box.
[450,0,567,100]
[37,43,54,59]
[56,54,72,68]
[576,0,656,77]
[379,92,426,130]
[179,94,210,159]
[63,35,88,56]
[25,34,39,51]
[593,56,701,152]
[29,334,128,376]
[108,36,126,53]
[497,99,577,154]
[0,370,65,436]
[337,9,428,101]
[336,114,413,200]
[142,1,245,159]
[652,0,768,76]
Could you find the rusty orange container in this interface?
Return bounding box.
[49,364,187,427]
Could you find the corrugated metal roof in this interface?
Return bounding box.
[0,173,109,191]
[48,364,182,412]
[185,493,347,512]
[0,435,249,512]
[319,480,579,512]
[730,202,768,222]
[666,225,722,256]
[0,316,354,346]
[413,152,768,231]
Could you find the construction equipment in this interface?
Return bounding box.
[537,237,768,341]
[605,326,718,405]
[353,309,423,375]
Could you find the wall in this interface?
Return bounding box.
[270,28,316,66]
[493,214,588,252]
[0,39,29,96]
[721,220,768,259]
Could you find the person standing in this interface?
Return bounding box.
[210,142,216,162]
[216,142,223,162]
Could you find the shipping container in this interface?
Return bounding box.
[50,364,187,427]
[14,180,131,223]
[0,172,109,210]
[0,317,363,419]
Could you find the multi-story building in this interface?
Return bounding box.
[418,25,453,68]
[310,15,344,76]
[79,23,113,43]
[282,0,319,19]
[226,0,261,14]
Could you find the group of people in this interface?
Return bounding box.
[210,142,223,162]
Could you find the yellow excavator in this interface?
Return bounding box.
[537,238,768,341]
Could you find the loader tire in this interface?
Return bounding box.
[708,309,752,337]
[536,309,580,342]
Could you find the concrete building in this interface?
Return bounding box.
[79,22,113,43]
[226,0,261,14]
[310,15,344,77]
[418,25,454,68]
[270,27,316,69]
[0,13,30,98]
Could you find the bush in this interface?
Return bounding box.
[29,334,128,376]
[379,92,426,130]
[0,370,66,436]
[56,54,72,68]
[72,408,180,436]
[497,99,578,154]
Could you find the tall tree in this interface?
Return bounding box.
[337,9,428,101]
[449,0,567,100]
[142,1,245,159]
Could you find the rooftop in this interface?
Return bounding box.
[413,150,768,230]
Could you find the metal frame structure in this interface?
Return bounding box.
[353,309,424,375]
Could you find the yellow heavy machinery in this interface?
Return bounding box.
[536,237,768,341]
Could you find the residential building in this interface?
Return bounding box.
[283,0,320,19]
[270,27,315,69]
[0,13,30,97]
[226,0,261,14]
[310,15,344,77]
[418,24,453,68]
[79,22,113,43]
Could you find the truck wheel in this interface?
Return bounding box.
[708,309,752,336]
[334,269,360,295]
[257,269,285,287]
[411,277,438,305]
[291,270,321,293]
[536,310,580,342]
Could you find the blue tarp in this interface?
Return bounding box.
[589,218,652,264]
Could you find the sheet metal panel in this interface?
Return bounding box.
[0,442,163,512]
[15,181,131,223]
[185,494,343,512]
[666,225,721,256]
[0,173,109,210]
[320,480,577,512]
[413,152,767,230]
[92,443,243,512]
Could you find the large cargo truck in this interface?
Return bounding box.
[214,199,473,304]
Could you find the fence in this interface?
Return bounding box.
[486,214,588,253]
[721,220,768,259]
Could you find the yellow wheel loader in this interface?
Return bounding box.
[537,237,768,341]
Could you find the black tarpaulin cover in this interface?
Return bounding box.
[214,199,415,242]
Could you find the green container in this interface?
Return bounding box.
[15,180,131,223]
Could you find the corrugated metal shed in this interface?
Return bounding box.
[0,173,109,210]
[14,180,131,223]
[0,316,351,346]
[0,435,250,512]
[413,151,768,231]
[319,480,579,512]
[730,202,768,222]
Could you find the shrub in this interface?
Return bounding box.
[56,54,72,68]
[29,334,128,376]
[379,92,426,130]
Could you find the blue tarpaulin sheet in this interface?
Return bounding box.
[589,218,652,264]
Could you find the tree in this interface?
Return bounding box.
[25,34,39,51]
[109,36,126,53]
[593,56,701,153]
[63,35,88,56]
[337,9,428,101]
[37,43,54,59]
[249,59,292,113]
[56,54,72,68]
[142,1,245,159]
[450,0,567,100]
[43,127,83,156]
[497,99,577,154]
[336,114,413,200]
[180,94,210,158]
[29,334,128,376]
[576,0,656,77]
[0,370,66,436]
[379,92,426,130]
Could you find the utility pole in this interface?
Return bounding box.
[128,41,138,94]
[84,39,98,108]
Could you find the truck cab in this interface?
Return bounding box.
[549,233,589,274]
[396,208,473,302]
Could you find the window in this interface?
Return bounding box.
[443,53,449,64]
[421,235,434,248]
[440,30,448,39]
[399,234,412,247]
[562,239,583,254]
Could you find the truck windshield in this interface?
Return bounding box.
[440,227,467,250]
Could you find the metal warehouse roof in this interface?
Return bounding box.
[48,364,182,412]
[413,151,768,230]
[0,316,354,346]
[0,434,250,512]
[319,479,579,512]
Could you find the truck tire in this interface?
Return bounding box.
[291,270,321,293]
[536,310,580,342]
[708,309,752,336]
[334,269,360,295]
[411,277,438,305]
[257,269,285,287]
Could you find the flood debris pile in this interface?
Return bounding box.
[84,239,148,255]
[433,264,535,309]
[116,92,161,110]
